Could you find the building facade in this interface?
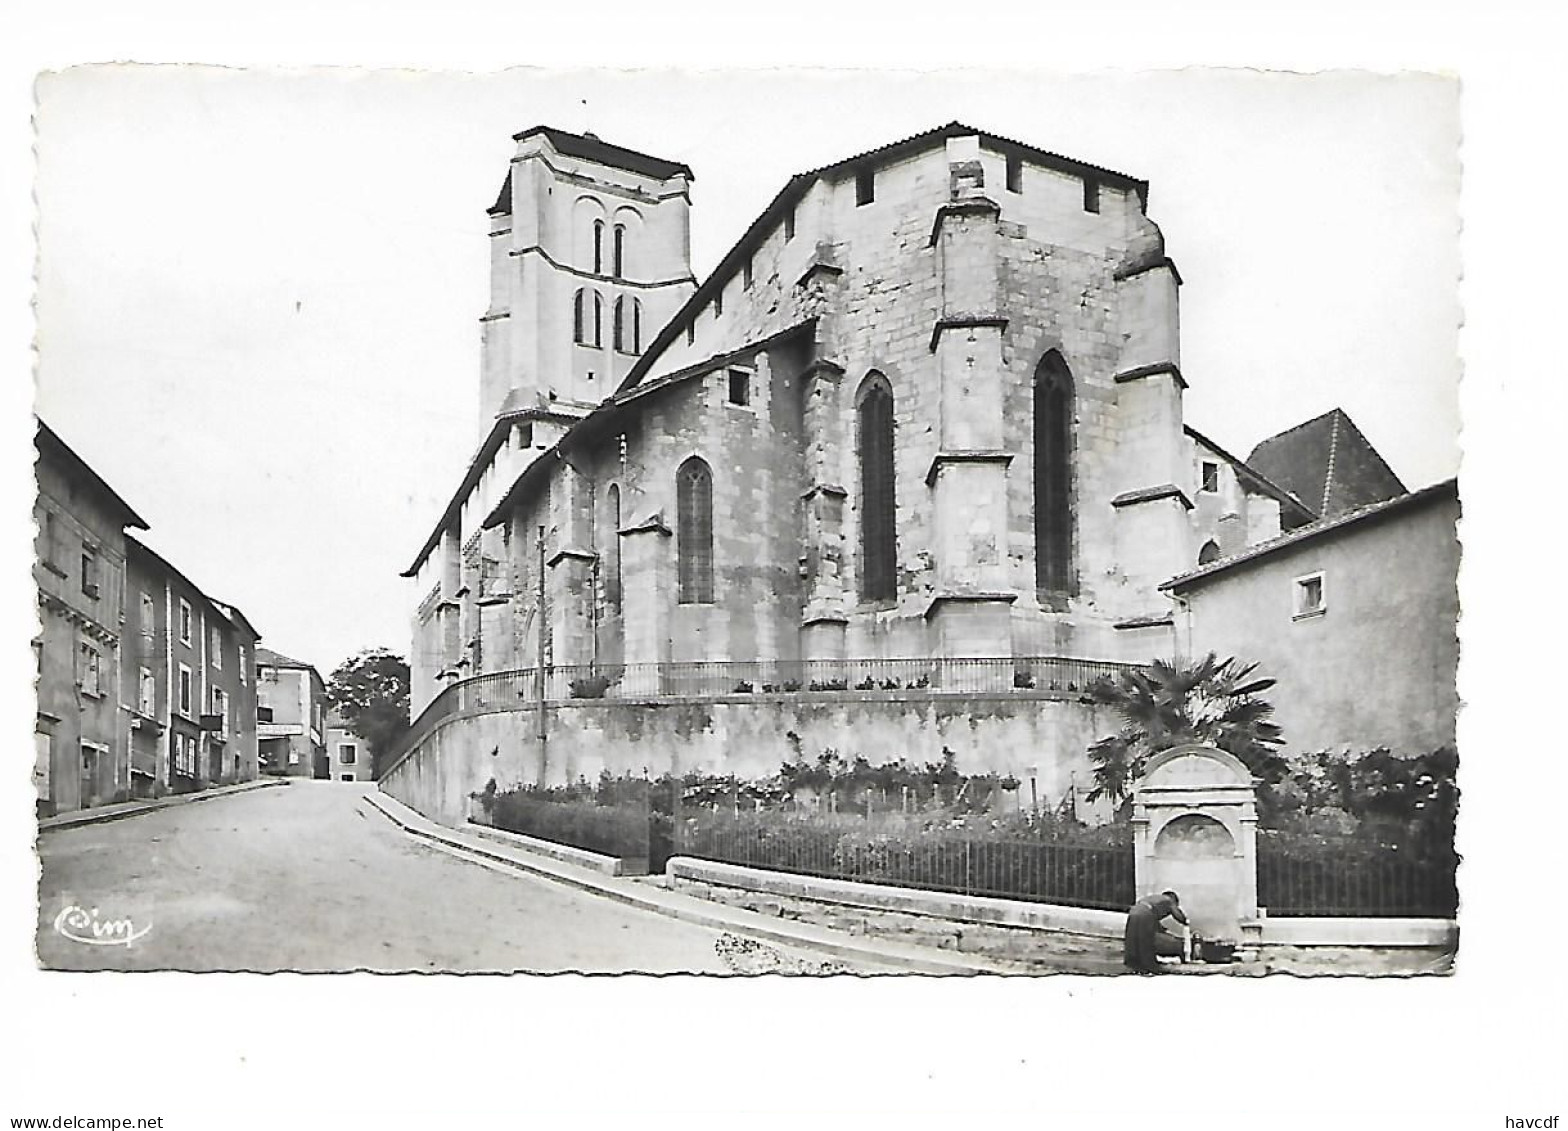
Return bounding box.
[34,422,146,814]
[256,649,327,778]
[1164,479,1460,756]
[325,714,374,782]
[35,420,262,814]
[123,538,262,794]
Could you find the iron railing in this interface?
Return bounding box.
[381,654,1138,778]
[1256,841,1459,918]
[673,812,1136,911]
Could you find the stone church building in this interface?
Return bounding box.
[389,122,1443,811]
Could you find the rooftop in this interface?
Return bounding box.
[1246,408,1407,520]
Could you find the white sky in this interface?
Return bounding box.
[31,67,1459,675]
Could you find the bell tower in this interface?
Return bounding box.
[478,127,697,427]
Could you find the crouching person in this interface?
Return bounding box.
[1124,890,1188,974]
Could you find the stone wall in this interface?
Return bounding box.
[379,692,1120,828]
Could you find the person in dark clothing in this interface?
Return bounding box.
[1124,890,1188,974]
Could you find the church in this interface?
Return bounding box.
[388,122,1444,812]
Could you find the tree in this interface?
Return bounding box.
[325,648,411,779]
[1084,653,1286,808]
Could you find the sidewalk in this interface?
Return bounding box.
[361,788,1036,975]
[37,777,289,833]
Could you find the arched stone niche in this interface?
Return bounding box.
[1132,744,1259,942]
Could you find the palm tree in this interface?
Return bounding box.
[1084,653,1286,807]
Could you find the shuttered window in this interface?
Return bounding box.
[677,458,714,604]
[858,375,897,602]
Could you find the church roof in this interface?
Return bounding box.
[1245,408,1407,519]
[487,127,695,215]
[616,122,1147,397]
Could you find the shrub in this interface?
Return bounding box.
[569,674,613,699]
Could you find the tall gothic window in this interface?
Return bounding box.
[1034,350,1074,596]
[613,297,626,352]
[593,220,604,275]
[677,457,714,604]
[613,224,626,279]
[857,373,897,602]
[605,484,622,613]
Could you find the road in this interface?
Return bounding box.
[35,780,741,973]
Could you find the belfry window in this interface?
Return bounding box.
[677,458,714,605]
[615,297,643,354]
[593,220,604,275]
[857,374,897,602]
[612,224,626,279]
[573,290,603,347]
[1034,350,1074,597]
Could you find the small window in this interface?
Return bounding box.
[339,743,357,765]
[179,599,193,645]
[340,774,354,781]
[1082,177,1100,214]
[1200,461,1220,494]
[1198,540,1221,566]
[239,646,248,685]
[141,592,156,639]
[178,664,194,716]
[783,206,795,241]
[78,641,102,698]
[714,289,723,317]
[686,321,695,346]
[213,687,229,732]
[1006,153,1022,193]
[210,624,222,669]
[742,259,753,290]
[855,166,875,206]
[138,666,156,716]
[1293,572,1326,619]
[727,369,751,407]
[80,548,99,598]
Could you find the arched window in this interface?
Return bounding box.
[857,373,897,602]
[613,224,626,279]
[574,290,603,347]
[613,297,626,352]
[1034,350,1074,596]
[605,484,622,613]
[631,298,642,353]
[1198,540,1221,566]
[613,297,642,354]
[592,220,604,275]
[677,458,714,604]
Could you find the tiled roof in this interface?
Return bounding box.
[1245,408,1406,519]
[1162,477,1458,593]
[255,647,313,671]
[512,125,694,182]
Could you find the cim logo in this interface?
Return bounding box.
[52,905,151,948]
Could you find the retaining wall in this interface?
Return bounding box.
[378,691,1116,827]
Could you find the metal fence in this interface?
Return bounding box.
[380,654,1138,777]
[1256,842,1459,918]
[673,812,1136,911]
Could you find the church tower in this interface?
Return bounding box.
[479,127,697,426]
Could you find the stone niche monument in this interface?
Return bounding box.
[1131,744,1259,943]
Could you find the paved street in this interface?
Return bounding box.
[35,780,735,973]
